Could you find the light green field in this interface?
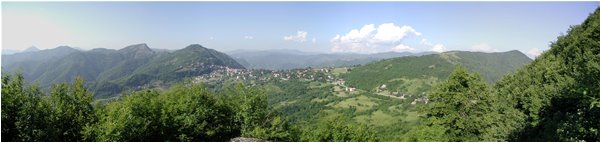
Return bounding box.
[404,111,420,123]
[311,97,328,103]
[386,77,439,95]
[332,85,348,97]
[332,95,378,112]
[331,67,349,76]
[354,110,399,126]
[274,100,297,109]
[308,81,329,88]
[370,111,397,126]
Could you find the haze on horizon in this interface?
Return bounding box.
[2,2,598,58]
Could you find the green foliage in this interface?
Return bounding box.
[90,84,240,141]
[90,90,164,141]
[45,77,95,141]
[1,73,47,142]
[419,65,518,141]
[1,74,95,142]
[494,7,600,141]
[299,116,379,142]
[402,124,447,142]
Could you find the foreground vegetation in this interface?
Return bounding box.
[1,73,378,142]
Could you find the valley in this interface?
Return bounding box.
[2,43,532,141]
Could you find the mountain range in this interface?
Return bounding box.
[2,43,533,99]
[2,43,244,98]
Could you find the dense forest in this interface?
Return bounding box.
[1,74,378,141]
[2,6,599,142]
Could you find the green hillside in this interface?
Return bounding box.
[491,7,600,141]
[342,50,532,95]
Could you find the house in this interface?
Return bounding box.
[346,87,356,92]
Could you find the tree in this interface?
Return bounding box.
[2,74,96,142]
[1,73,48,141]
[91,90,163,141]
[92,84,240,141]
[419,65,502,141]
[160,84,238,141]
[299,116,378,142]
[225,83,293,141]
[45,77,95,141]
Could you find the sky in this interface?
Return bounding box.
[2,2,598,58]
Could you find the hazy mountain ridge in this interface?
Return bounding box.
[228,49,434,70]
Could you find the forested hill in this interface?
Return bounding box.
[342,50,532,94]
[489,6,600,140]
[1,44,244,98]
[403,7,600,142]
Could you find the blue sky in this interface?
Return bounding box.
[3,2,598,57]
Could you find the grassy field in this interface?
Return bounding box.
[331,95,379,112]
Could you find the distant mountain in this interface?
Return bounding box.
[150,48,172,53]
[2,46,81,77]
[227,49,433,70]
[2,43,244,98]
[22,46,40,53]
[2,46,80,65]
[0,46,40,55]
[1,49,20,55]
[342,50,532,95]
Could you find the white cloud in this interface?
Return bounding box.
[312,38,316,44]
[420,38,445,53]
[244,36,254,40]
[390,44,416,52]
[471,43,498,52]
[431,44,446,53]
[209,37,215,40]
[330,23,421,53]
[526,48,543,58]
[373,23,421,43]
[284,31,308,42]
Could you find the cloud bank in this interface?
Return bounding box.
[330,23,422,53]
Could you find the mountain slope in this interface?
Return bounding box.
[342,50,532,95]
[2,46,80,69]
[116,44,244,87]
[2,43,244,99]
[493,7,600,141]
[2,46,81,82]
